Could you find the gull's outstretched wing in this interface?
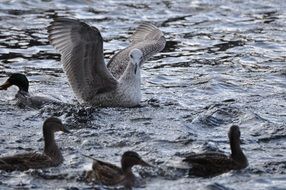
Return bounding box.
[107,23,166,79]
[48,18,118,102]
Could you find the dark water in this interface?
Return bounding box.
[0,0,286,189]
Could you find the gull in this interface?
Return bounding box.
[48,18,165,107]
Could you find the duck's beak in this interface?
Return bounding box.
[62,125,71,133]
[138,159,152,167]
[0,80,12,90]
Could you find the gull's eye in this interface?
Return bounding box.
[130,54,134,59]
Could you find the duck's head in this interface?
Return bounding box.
[121,151,151,172]
[228,125,248,167]
[0,73,29,92]
[43,117,70,161]
[43,117,70,133]
[129,48,143,75]
[228,125,241,141]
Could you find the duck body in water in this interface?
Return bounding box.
[183,125,248,177]
[0,117,70,171]
[85,151,151,189]
[0,73,60,108]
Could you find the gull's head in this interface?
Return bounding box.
[129,48,143,74]
[129,48,143,65]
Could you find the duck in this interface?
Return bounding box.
[85,151,151,189]
[47,17,166,107]
[0,117,70,171]
[183,125,248,177]
[0,73,60,108]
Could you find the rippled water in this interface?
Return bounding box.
[0,0,286,189]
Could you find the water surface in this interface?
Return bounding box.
[0,0,285,189]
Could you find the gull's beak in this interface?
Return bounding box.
[138,159,152,167]
[134,64,138,74]
[0,80,12,90]
[62,125,71,133]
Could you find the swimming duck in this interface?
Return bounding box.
[85,151,151,189]
[0,73,60,108]
[0,117,70,171]
[183,125,248,177]
[47,18,166,107]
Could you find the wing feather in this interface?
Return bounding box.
[92,159,124,185]
[48,18,118,103]
[107,22,166,79]
[0,152,54,171]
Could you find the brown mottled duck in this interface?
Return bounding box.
[0,117,70,171]
[85,151,151,189]
[183,125,248,177]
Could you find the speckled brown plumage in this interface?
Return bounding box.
[0,117,70,171]
[85,151,150,189]
[183,125,248,177]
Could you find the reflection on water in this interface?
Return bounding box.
[0,0,286,189]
